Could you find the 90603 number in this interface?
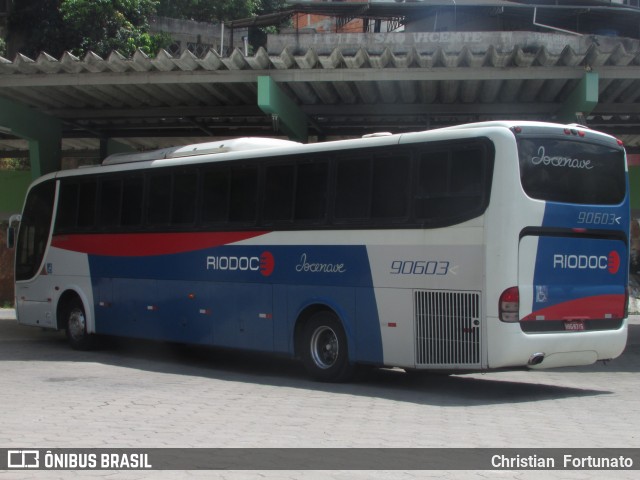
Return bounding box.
[577,212,620,226]
[390,260,450,276]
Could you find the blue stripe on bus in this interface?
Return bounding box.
[88,242,384,364]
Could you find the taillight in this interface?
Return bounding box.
[499,287,519,322]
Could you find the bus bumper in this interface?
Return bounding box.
[486,318,628,370]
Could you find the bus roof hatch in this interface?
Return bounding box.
[102,137,300,166]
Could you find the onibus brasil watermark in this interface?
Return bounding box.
[6,450,151,470]
[3,448,638,470]
[492,453,634,469]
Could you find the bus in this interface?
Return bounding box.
[7,121,630,381]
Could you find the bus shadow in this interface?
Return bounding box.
[0,319,619,407]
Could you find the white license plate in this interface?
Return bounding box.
[564,320,585,331]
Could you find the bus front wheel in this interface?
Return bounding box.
[64,298,94,350]
[301,312,354,382]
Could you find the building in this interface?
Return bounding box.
[149,16,247,57]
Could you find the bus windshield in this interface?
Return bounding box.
[518,137,626,205]
[15,180,55,281]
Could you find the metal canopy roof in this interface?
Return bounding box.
[1,29,640,159]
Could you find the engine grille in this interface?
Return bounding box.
[414,290,481,367]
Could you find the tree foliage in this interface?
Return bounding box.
[7,0,287,58]
[251,0,290,51]
[60,0,168,57]
[9,0,168,58]
[0,158,30,171]
[156,0,260,23]
[7,0,68,58]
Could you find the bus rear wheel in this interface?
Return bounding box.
[64,298,94,350]
[301,312,354,382]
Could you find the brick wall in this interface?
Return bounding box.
[0,224,14,305]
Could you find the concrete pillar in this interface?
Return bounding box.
[0,97,63,179]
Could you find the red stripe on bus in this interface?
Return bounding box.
[51,231,269,257]
[521,294,626,321]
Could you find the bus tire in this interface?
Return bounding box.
[301,312,354,382]
[64,298,94,350]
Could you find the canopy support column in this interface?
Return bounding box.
[0,97,62,179]
[258,75,308,143]
[557,71,599,124]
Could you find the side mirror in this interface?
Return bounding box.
[6,214,21,249]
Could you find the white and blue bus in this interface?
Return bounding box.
[8,121,630,381]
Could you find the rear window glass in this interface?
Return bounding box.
[518,138,626,205]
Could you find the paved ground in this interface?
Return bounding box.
[0,309,638,480]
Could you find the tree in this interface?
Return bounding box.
[60,0,169,57]
[7,0,286,59]
[7,0,68,58]
[8,0,170,58]
[250,0,289,51]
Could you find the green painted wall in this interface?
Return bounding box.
[630,166,640,212]
[0,171,32,215]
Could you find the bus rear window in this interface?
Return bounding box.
[518,138,626,205]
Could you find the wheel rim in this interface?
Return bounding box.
[310,325,339,369]
[68,309,86,341]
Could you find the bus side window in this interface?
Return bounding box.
[295,161,328,223]
[147,174,172,226]
[415,150,449,220]
[372,155,410,219]
[57,180,97,232]
[99,179,122,228]
[335,157,372,220]
[264,164,294,224]
[450,147,484,196]
[56,182,79,232]
[121,176,144,227]
[77,181,97,228]
[172,171,198,225]
[415,143,490,225]
[229,166,258,224]
[201,167,230,225]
